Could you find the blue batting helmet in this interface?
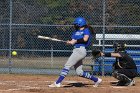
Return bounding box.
[73,17,87,27]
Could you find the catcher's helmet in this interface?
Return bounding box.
[113,42,126,52]
[73,17,87,27]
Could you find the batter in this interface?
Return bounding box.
[49,17,102,87]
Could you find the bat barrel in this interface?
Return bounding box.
[38,35,66,43]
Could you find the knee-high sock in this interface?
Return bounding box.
[56,68,69,84]
[81,71,98,82]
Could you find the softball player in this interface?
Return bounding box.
[49,17,102,87]
[100,42,137,86]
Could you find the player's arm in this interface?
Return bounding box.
[67,35,89,45]
[92,50,121,58]
[76,35,89,43]
[76,28,90,44]
[66,39,77,45]
[101,52,122,57]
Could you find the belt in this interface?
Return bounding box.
[74,46,85,48]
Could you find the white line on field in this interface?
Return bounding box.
[0,83,42,92]
[0,87,41,92]
[111,86,127,88]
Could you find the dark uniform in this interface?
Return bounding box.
[112,43,137,86]
[113,52,137,79]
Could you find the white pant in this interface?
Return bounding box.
[64,47,87,75]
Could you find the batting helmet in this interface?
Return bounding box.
[113,42,126,52]
[73,17,87,27]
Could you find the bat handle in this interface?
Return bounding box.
[62,40,67,43]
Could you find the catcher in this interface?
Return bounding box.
[92,42,137,86]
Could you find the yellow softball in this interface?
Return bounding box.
[12,51,17,56]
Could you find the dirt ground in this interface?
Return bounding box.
[0,74,139,93]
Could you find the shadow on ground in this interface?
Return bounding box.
[64,82,92,87]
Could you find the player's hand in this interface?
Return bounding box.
[66,40,77,45]
[100,52,104,56]
[66,40,71,45]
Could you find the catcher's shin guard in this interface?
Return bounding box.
[112,71,132,83]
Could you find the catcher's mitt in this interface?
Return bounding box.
[92,49,101,58]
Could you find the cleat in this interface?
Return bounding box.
[127,80,135,86]
[48,82,61,88]
[132,80,135,85]
[93,78,102,87]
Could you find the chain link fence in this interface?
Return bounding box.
[0,0,140,76]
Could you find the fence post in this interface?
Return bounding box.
[51,44,54,68]
[102,0,106,76]
[8,0,13,73]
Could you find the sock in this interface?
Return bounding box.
[56,68,69,84]
[82,71,98,82]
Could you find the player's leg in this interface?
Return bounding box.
[121,69,137,86]
[74,60,102,87]
[112,69,136,86]
[49,48,86,87]
[56,48,87,83]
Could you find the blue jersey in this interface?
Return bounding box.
[71,28,91,48]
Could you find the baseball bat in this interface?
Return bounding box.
[37,35,66,43]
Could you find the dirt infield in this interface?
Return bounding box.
[0,74,139,93]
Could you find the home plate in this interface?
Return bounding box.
[111,86,127,88]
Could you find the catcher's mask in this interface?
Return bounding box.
[113,42,126,52]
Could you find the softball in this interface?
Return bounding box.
[12,51,17,56]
